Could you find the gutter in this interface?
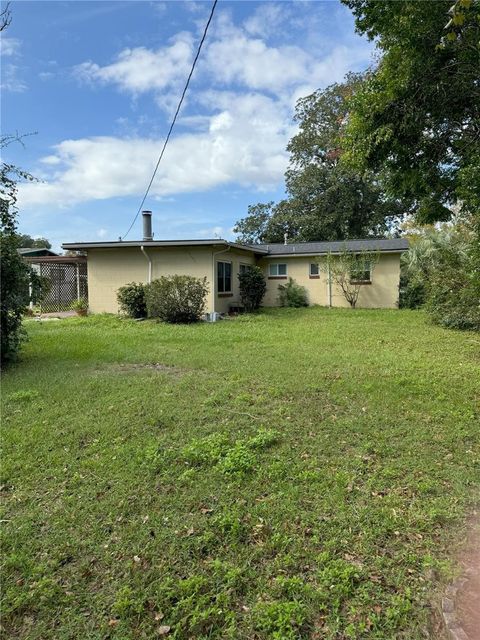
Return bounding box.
[140,245,152,283]
[261,249,407,258]
[211,246,231,315]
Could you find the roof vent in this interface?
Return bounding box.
[142,210,153,242]
[284,233,288,245]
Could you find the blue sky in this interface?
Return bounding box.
[2,0,374,251]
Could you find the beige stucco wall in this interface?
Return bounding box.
[258,252,401,309]
[86,246,257,314]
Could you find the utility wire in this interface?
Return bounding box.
[122,0,218,240]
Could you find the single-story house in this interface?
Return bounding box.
[62,213,408,315]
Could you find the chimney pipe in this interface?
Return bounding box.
[284,232,288,246]
[142,210,153,241]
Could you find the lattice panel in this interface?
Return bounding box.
[38,262,88,313]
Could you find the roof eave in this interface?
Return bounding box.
[61,240,269,255]
[261,248,408,258]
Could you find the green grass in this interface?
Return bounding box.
[1,308,479,639]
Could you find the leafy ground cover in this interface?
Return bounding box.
[1,308,479,639]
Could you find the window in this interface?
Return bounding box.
[268,263,287,277]
[239,263,250,275]
[350,264,372,283]
[309,262,319,277]
[217,261,232,293]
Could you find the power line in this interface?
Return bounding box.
[121,0,218,240]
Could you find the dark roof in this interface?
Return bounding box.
[18,247,58,257]
[250,238,409,256]
[61,237,408,256]
[23,255,87,264]
[62,239,269,254]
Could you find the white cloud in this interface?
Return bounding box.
[243,3,290,38]
[1,64,27,92]
[74,32,194,95]
[21,6,373,211]
[73,14,372,101]
[38,71,55,81]
[1,36,26,91]
[40,155,62,165]
[0,36,21,56]
[19,93,293,209]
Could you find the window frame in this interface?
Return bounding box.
[349,263,372,284]
[239,263,250,275]
[309,262,320,278]
[268,263,288,278]
[217,260,233,294]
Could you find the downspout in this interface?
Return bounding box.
[211,246,231,316]
[140,245,152,284]
[327,262,332,308]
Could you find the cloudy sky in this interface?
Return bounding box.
[2,0,374,250]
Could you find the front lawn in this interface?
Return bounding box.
[1,308,478,639]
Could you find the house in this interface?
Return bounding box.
[62,212,408,315]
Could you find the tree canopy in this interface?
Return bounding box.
[341,0,480,222]
[17,234,51,249]
[234,75,407,245]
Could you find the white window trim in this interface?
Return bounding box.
[268,263,288,277]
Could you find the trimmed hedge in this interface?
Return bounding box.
[145,275,208,323]
[117,282,147,318]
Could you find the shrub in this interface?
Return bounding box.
[277,278,308,308]
[145,275,208,323]
[0,234,42,366]
[425,236,480,331]
[238,266,266,312]
[71,298,88,316]
[400,224,480,329]
[117,282,147,318]
[398,269,426,309]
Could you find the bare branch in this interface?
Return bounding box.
[0,2,11,32]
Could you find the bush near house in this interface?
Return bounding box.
[278,278,308,307]
[425,238,480,331]
[145,275,208,323]
[399,225,480,331]
[238,265,267,312]
[117,282,147,319]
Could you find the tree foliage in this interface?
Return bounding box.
[327,249,379,309]
[341,0,480,223]
[399,223,480,330]
[238,266,267,312]
[234,75,408,244]
[17,234,52,249]
[1,135,39,365]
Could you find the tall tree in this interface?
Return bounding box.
[341,0,480,223]
[17,234,52,249]
[235,75,407,244]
